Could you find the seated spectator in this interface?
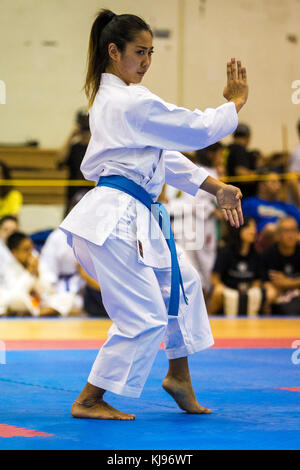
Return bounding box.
[242,171,300,251]
[262,217,300,315]
[0,232,82,317]
[0,232,52,316]
[0,215,19,282]
[209,217,263,317]
[226,123,257,198]
[264,151,296,204]
[0,161,23,217]
[40,227,107,317]
[56,109,93,215]
[40,228,86,314]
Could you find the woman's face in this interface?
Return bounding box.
[107,30,153,85]
[240,219,257,244]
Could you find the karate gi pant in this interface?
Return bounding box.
[72,230,214,398]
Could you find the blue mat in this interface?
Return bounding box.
[0,349,299,450]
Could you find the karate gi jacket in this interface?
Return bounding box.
[60,73,238,269]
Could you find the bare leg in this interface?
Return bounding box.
[262,283,279,316]
[71,382,136,420]
[208,284,225,315]
[162,357,212,414]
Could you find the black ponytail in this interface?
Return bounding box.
[84,9,152,108]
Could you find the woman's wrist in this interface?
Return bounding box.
[230,98,245,113]
[200,175,226,197]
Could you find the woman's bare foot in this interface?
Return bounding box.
[71,399,136,420]
[71,382,135,420]
[162,376,212,414]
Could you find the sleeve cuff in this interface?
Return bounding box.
[186,166,210,196]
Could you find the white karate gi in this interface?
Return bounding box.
[60,73,238,397]
[0,256,52,316]
[0,239,14,284]
[40,229,85,316]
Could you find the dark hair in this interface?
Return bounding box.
[84,9,153,108]
[7,231,28,251]
[233,123,251,138]
[297,119,300,137]
[0,215,18,228]
[195,142,223,167]
[226,216,256,252]
[76,109,90,132]
[0,161,12,198]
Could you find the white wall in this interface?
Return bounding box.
[183,0,300,153]
[19,205,64,233]
[0,0,300,152]
[0,0,178,148]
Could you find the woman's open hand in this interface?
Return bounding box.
[216,184,244,228]
[223,58,248,112]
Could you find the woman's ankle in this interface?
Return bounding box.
[77,382,106,401]
[167,357,191,382]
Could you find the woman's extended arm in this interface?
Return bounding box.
[164,150,244,228]
[128,58,248,152]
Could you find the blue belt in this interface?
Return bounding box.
[97,175,188,316]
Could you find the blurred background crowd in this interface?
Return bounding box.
[1,110,300,319]
[166,118,300,317]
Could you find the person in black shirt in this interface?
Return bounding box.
[209,216,263,315]
[57,110,93,214]
[226,123,257,198]
[262,216,300,315]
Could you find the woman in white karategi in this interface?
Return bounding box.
[60,9,248,420]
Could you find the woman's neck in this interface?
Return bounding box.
[104,67,129,86]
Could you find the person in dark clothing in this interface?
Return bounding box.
[226,123,257,198]
[57,110,93,214]
[209,216,263,316]
[262,216,300,315]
